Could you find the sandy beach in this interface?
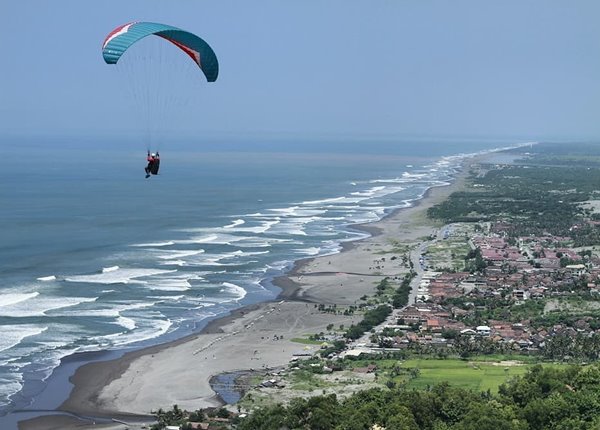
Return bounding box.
[20,156,476,430]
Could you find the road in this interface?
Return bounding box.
[350,226,444,348]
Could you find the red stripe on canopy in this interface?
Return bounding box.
[159,35,201,67]
[102,22,136,49]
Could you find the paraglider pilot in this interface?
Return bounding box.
[145,151,159,178]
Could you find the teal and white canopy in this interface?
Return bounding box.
[102,22,219,82]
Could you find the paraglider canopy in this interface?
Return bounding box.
[102,21,219,82]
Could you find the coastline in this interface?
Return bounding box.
[18,154,481,430]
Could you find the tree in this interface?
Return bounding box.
[384,405,419,430]
[237,404,288,430]
[456,401,526,430]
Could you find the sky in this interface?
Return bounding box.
[1,0,600,143]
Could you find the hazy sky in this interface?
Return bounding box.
[2,1,600,142]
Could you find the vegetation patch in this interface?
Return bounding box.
[425,239,471,271]
[289,369,334,391]
[400,358,534,393]
[290,337,322,345]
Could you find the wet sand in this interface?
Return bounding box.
[20,155,478,430]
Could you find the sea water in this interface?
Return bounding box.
[0,137,525,415]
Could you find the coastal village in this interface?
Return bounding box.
[230,157,600,417]
[312,157,600,364]
[369,221,600,355]
[277,219,600,371]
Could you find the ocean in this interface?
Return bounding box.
[0,137,522,418]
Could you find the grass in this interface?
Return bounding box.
[469,354,539,363]
[399,358,564,393]
[290,370,333,391]
[290,337,322,345]
[426,240,471,271]
[342,356,563,393]
[384,240,411,255]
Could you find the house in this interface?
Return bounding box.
[425,319,442,332]
[476,325,491,336]
[565,264,586,276]
[512,289,528,301]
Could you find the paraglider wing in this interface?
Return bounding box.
[102,22,219,82]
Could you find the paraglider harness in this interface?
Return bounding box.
[145,151,160,178]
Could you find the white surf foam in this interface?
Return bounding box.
[178,233,217,243]
[234,241,271,248]
[234,236,291,248]
[268,216,325,236]
[97,316,172,347]
[266,260,291,272]
[147,278,193,291]
[176,233,246,245]
[102,265,119,273]
[0,295,98,317]
[272,228,306,236]
[370,177,420,184]
[224,219,245,228]
[403,171,428,178]
[229,220,281,234]
[0,292,40,307]
[57,301,155,319]
[221,282,247,301]
[244,212,267,217]
[115,315,136,331]
[300,196,346,205]
[0,325,48,353]
[146,272,204,291]
[156,249,205,260]
[148,294,186,301]
[65,268,176,284]
[36,275,56,281]
[219,250,270,259]
[321,204,360,211]
[19,296,98,316]
[0,377,23,410]
[131,241,175,247]
[295,247,321,256]
[159,259,187,266]
[350,186,386,197]
[268,206,328,217]
[239,250,270,256]
[60,308,119,318]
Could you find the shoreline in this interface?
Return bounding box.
[17,153,483,430]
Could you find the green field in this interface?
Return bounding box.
[240,357,571,411]
[399,358,562,392]
[342,356,565,393]
[425,240,471,271]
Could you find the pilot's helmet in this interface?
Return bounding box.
[151,153,156,157]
